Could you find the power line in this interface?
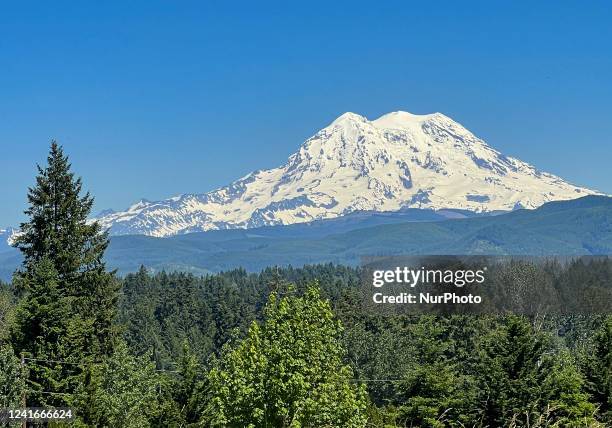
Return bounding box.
[22,355,179,373]
[23,355,406,381]
[23,357,82,366]
[27,390,72,396]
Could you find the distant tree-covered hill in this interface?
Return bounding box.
[1,196,611,279]
[104,195,612,275]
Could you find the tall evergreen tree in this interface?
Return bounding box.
[72,340,159,427]
[0,343,27,410]
[0,281,15,341]
[581,316,612,422]
[12,142,120,405]
[476,316,597,426]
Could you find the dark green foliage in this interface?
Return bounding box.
[11,143,120,406]
[475,316,597,426]
[0,343,27,409]
[15,143,107,282]
[113,265,611,426]
[169,341,206,426]
[119,266,258,367]
[1,263,610,426]
[11,257,73,406]
[0,281,15,341]
[580,316,612,423]
[392,317,479,427]
[72,340,160,427]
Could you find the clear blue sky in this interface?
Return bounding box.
[1,1,611,226]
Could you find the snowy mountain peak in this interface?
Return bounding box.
[0,227,18,249]
[330,111,368,126]
[374,110,440,125]
[94,111,601,237]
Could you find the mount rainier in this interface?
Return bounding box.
[94,111,599,237]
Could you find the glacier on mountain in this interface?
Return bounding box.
[94,111,599,237]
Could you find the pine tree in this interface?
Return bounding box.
[12,142,120,405]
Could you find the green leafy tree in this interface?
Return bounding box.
[206,284,368,427]
[12,142,120,405]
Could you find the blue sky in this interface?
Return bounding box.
[1,1,611,226]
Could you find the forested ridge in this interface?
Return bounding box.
[0,144,610,427]
[2,263,611,426]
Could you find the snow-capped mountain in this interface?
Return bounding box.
[94,111,599,237]
[0,227,17,251]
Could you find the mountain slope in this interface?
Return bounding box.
[0,228,16,253]
[1,196,611,279]
[96,111,598,236]
[103,195,612,275]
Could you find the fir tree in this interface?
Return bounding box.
[72,340,159,427]
[12,142,120,405]
[16,142,107,282]
[476,316,597,426]
[581,316,612,422]
[0,343,27,409]
[0,281,15,341]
